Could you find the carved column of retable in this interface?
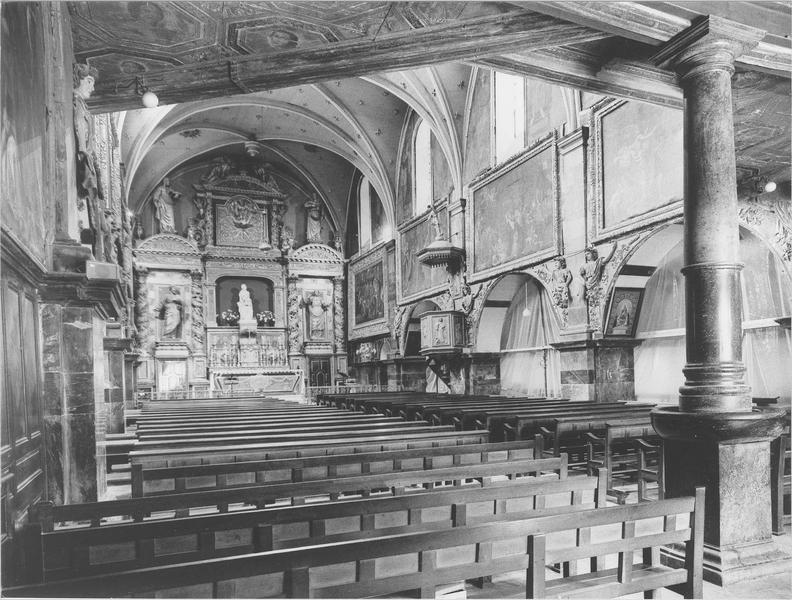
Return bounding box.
[133,266,152,352]
[190,269,205,349]
[651,16,789,585]
[332,277,345,354]
[286,277,303,355]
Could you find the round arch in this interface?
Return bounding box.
[611,223,792,403]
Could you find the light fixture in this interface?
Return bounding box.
[522,282,531,317]
[114,75,159,108]
[763,180,777,194]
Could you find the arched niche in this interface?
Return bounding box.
[614,223,792,403]
[214,276,274,325]
[473,273,562,397]
[404,300,441,356]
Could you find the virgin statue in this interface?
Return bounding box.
[237,284,254,322]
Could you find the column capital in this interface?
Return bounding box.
[653,15,765,81]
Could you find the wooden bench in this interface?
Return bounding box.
[583,418,661,503]
[128,429,490,467]
[10,487,704,599]
[534,407,655,468]
[504,404,652,443]
[39,456,565,527]
[134,414,405,435]
[30,465,598,582]
[131,440,537,496]
[462,401,626,434]
[635,438,665,503]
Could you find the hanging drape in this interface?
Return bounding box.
[499,279,561,397]
[634,233,792,404]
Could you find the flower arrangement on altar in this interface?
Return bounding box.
[256,310,275,327]
[219,309,240,326]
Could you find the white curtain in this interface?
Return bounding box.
[635,233,792,404]
[499,279,561,397]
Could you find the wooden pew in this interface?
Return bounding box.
[38,456,564,527]
[422,399,571,428]
[451,400,624,432]
[131,440,536,496]
[11,487,704,599]
[32,465,598,582]
[501,403,650,442]
[128,429,490,467]
[583,417,661,503]
[534,407,655,468]
[635,438,665,502]
[133,422,453,448]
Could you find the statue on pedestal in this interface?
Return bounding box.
[151,177,180,234]
[302,291,330,340]
[304,194,323,243]
[73,63,107,260]
[156,286,183,340]
[237,284,254,322]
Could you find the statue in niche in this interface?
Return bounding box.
[302,291,330,339]
[151,178,181,234]
[304,194,323,243]
[333,232,344,253]
[132,216,145,244]
[281,226,295,254]
[73,63,107,260]
[156,286,183,339]
[202,155,233,184]
[579,244,616,301]
[550,256,573,309]
[237,284,254,322]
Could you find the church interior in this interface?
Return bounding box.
[1,1,791,598]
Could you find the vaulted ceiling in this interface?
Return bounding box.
[70,1,791,218]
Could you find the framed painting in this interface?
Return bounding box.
[398,206,448,301]
[605,287,644,337]
[354,260,385,325]
[590,98,684,242]
[469,133,560,280]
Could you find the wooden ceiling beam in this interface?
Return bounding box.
[513,1,791,76]
[474,49,683,109]
[88,11,610,112]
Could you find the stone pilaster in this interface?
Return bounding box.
[286,276,303,370]
[332,277,346,354]
[552,339,641,402]
[651,16,790,585]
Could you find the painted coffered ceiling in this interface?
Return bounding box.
[72,1,790,224]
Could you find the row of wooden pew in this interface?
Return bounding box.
[6,393,705,598]
[320,392,664,503]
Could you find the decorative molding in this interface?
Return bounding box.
[135,233,201,257]
[289,242,344,264]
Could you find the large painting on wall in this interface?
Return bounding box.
[354,261,385,325]
[1,3,47,265]
[399,207,447,299]
[593,99,683,240]
[471,136,558,277]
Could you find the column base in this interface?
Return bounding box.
[661,540,791,586]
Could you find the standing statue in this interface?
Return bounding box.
[550,256,574,309]
[428,203,444,241]
[302,291,330,339]
[237,284,254,322]
[151,178,180,234]
[73,63,107,259]
[304,194,322,243]
[579,244,616,301]
[156,286,183,339]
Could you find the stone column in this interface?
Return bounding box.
[651,16,789,585]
